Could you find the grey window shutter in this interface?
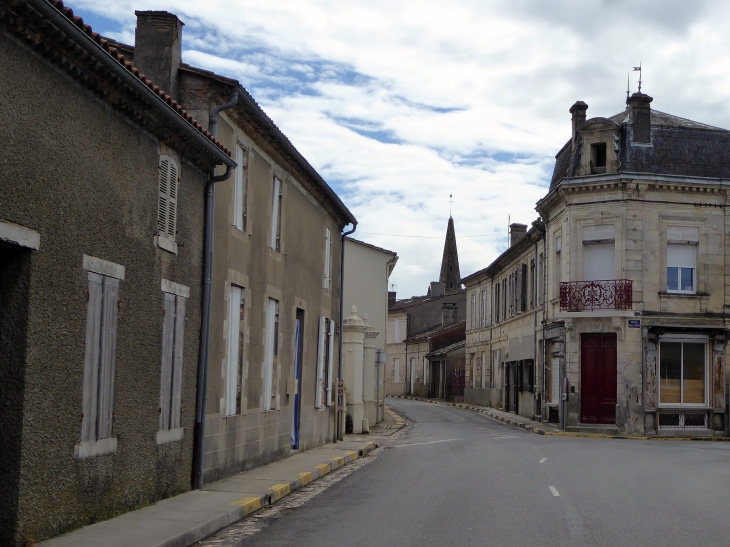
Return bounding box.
[170,295,186,429]
[167,160,178,240]
[515,266,523,314]
[81,273,103,443]
[97,276,119,440]
[520,264,528,312]
[158,156,178,241]
[159,292,176,430]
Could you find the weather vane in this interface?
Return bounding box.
[632,62,642,93]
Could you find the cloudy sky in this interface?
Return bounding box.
[71,0,730,298]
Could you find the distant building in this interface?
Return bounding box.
[463,92,730,437]
[386,217,466,399]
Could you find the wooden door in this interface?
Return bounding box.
[581,333,617,424]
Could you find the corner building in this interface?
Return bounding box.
[465,92,730,436]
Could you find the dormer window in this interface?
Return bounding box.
[591,143,607,173]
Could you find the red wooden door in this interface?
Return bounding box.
[581,333,617,424]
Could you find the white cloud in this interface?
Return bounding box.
[71,0,730,298]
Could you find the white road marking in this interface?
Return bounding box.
[539,457,547,464]
[492,435,519,439]
[394,439,461,447]
[549,486,560,497]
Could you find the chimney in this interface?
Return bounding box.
[626,92,653,144]
[388,291,397,305]
[570,101,588,151]
[429,282,445,298]
[509,223,528,247]
[134,11,183,101]
[442,303,457,327]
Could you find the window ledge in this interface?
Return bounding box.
[659,292,708,298]
[156,427,184,445]
[651,406,710,412]
[155,235,178,255]
[74,437,117,459]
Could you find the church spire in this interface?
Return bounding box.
[439,216,461,291]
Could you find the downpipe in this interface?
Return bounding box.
[194,90,239,489]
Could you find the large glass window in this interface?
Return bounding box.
[659,341,706,405]
[667,244,696,293]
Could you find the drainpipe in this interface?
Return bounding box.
[194,90,239,489]
[337,223,357,441]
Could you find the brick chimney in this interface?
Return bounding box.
[626,92,653,144]
[509,223,527,247]
[134,11,183,101]
[570,101,588,151]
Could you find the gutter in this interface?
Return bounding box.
[194,90,239,489]
[337,223,357,440]
[29,0,235,170]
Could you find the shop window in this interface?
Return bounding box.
[659,340,706,405]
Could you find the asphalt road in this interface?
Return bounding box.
[220,398,730,547]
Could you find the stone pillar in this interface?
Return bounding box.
[363,316,379,433]
[342,306,367,434]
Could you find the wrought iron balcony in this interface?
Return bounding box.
[560,279,633,312]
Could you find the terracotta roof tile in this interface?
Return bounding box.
[46,0,230,156]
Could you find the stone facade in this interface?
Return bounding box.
[463,93,730,437]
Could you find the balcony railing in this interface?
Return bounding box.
[560,279,633,312]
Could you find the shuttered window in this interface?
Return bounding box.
[81,273,120,444]
[326,319,335,406]
[226,285,245,416]
[158,155,179,242]
[323,228,332,290]
[270,176,283,251]
[316,315,326,408]
[394,358,400,384]
[667,244,696,293]
[159,288,187,432]
[264,298,278,411]
[471,293,477,330]
[233,145,248,232]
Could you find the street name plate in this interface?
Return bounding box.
[628,319,640,328]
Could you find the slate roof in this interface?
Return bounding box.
[389,288,466,312]
[550,106,730,189]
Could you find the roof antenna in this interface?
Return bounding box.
[632,62,642,93]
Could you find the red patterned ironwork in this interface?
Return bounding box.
[560,280,633,312]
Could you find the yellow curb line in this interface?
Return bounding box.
[298,471,313,485]
[269,483,290,501]
[316,463,331,476]
[230,496,263,516]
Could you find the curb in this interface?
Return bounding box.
[389,395,730,442]
[157,441,378,547]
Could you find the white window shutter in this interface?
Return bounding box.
[159,292,176,430]
[324,228,331,289]
[316,316,326,408]
[170,295,186,429]
[326,319,335,405]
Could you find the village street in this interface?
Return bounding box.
[205,398,730,547]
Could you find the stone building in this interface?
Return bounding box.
[385,217,466,398]
[463,91,730,437]
[121,11,357,483]
[0,1,234,544]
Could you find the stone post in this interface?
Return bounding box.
[363,315,379,432]
[342,306,367,434]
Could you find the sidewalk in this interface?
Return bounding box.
[390,395,730,441]
[40,408,407,547]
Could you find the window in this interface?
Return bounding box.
[226,285,245,416]
[659,340,706,406]
[394,358,400,384]
[667,245,696,293]
[77,255,124,459]
[394,318,400,343]
[480,290,487,327]
[264,298,278,411]
[471,292,477,330]
[584,242,615,281]
[481,352,486,389]
[529,259,535,309]
[323,228,332,290]
[157,155,179,249]
[554,236,562,292]
[537,253,544,305]
[270,176,283,251]
[659,339,707,406]
[159,281,188,440]
[233,144,248,231]
[591,142,607,172]
[423,356,428,385]
[316,316,335,408]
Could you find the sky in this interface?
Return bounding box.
[68,0,730,298]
